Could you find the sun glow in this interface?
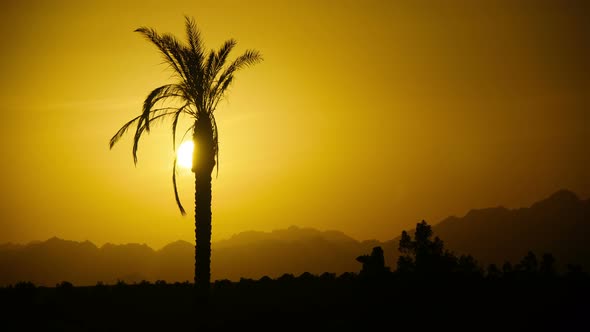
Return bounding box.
[177,141,194,169]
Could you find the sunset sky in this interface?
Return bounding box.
[1,0,588,249]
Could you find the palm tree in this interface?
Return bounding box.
[109,17,262,299]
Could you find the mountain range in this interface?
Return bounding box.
[1,189,588,286]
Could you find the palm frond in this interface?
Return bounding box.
[215,40,237,70]
[212,115,220,177]
[160,33,192,84]
[209,50,262,110]
[211,75,234,111]
[185,16,204,59]
[171,103,191,151]
[140,84,183,132]
[179,124,195,145]
[203,50,217,105]
[171,122,195,215]
[135,27,186,81]
[110,115,142,149]
[223,49,263,76]
[205,40,237,109]
[132,110,183,164]
[172,157,186,215]
[110,107,181,149]
[209,39,237,83]
[183,18,206,108]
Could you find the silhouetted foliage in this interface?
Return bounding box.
[396,220,466,277]
[540,253,556,277]
[320,272,337,281]
[487,264,501,279]
[258,275,272,283]
[566,264,587,280]
[356,246,390,279]
[502,261,514,274]
[14,281,36,289]
[239,277,255,285]
[456,254,483,278]
[56,281,73,288]
[298,271,316,281]
[338,272,357,281]
[517,251,539,274]
[277,273,295,282]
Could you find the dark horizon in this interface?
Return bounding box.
[3,218,588,331]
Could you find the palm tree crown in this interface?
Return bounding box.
[110,16,262,213]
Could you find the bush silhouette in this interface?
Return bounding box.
[540,253,556,277]
[396,220,460,276]
[356,246,390,278]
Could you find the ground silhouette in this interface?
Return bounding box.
[2,220,588,331]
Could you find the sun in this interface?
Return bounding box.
[177,141,194,169]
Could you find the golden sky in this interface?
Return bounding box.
[0,0,588,248]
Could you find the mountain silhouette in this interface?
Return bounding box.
[428,189,590,269]
[0,190,588,286]
[0,227,379,286]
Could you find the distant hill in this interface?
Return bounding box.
[428,189,590,269]
[213,226,379,281]
[0,190,588,286]
[0,227,380,286]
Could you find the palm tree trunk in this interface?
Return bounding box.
[194,163,212,298]
[192,115,215,301]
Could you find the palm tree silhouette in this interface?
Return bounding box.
[109,17,262,299]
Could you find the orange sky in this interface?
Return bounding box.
[0,0,588,248]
